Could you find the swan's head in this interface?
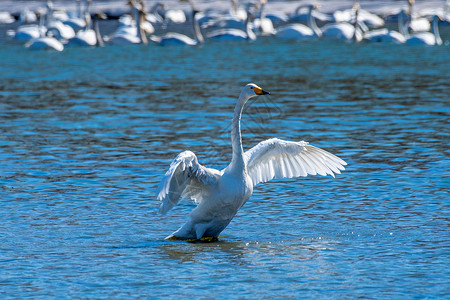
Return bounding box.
[241,83,270,100]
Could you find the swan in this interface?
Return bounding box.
[403,14,442,45]
[108,0,148,45]
[67,13,106,47]
[150,2,204,46]
[200,0,247,31]
[275,5,321,40]
[252,0,275,36]
[407,0,430,32]
[63,0,88,31]
[45,1,76,40]
[333,2,384,29]
[289,3,333,26]
[157,83,347,241]
[321,3,359,41]
[12,11,47,42]
[0,11,15,24]
[25,17,64,52]
[207,3,256,41]
[19,9,37,23]
[362,8,407,44]
[26,36,64,51]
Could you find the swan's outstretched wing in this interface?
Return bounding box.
[156,151,220,214]
[245,138,347,186]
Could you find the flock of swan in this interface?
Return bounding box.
[3,0,449,51]
[2,1,447,241]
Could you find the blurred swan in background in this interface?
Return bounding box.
[0,11,15,24]
[11,10,47,42]
[407,0,431,32]
[275,4,321,40]
[151,3,204,46]
[207,3,257,41]
[45,1,76,40]
[108,0,148,45]
[25,11,64,51]
[157,83,347,241]
[67,12,106,47]
[320,3,361,41]
[402,13,443,45]
[252,0,275,36]
[362,10,406,44]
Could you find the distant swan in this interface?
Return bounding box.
[207,3,256,41]
[108,1,148,45]
[150,6,204,46]
[275,5,321,40]
[67,13,106,47]
[157,83,347,241]
[362,4,406,44]
[403,14,442,46]
[321,4,359,41]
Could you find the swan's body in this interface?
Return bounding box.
[321,22,356,40]
[207,3,256,42]
[13,24,46,42]
[151,8,204,46]
[109,1,148,45]
[362,5,406,44]
[275,5,321,40]
[26,36,64,51]
[67,13,105,47]
[0,11,15,24]
[157,83,347,241]
[363,28,406,44]
[404,15,442,45]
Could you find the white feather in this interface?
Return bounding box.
[245,138,347,186]
[156,151,220,214]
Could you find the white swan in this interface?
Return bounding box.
[26,36,64,51]
[407,0,430,32]
[207,3,256,41]
[0,11,15,24]
[321,5,359,41]
[150,5,204,46]
[252,0,275,36]
[108,1,148,45]
[157,83,347,241]
[275,5,321,40]
[67,13,106,47]
[63,0,88,31]
[403,14,442,45]
[289,3,333,26]
[45,1,75,40]
[362,8,406,44]
[13,11,47,42]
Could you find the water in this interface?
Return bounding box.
[1,30,449,298]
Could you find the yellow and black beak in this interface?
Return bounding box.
[252,86,270,95]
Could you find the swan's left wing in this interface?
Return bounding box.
[156,151,220,214]
[244,138,347,186]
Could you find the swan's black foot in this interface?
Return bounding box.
[165,235,219,243]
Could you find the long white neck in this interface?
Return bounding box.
[398,10,409,37]
[94,17,104,46]
[308,6,322,37]
[192,11,204,43]
[245,10,256,40]
[230,94,248,172]
[432,16,442,45]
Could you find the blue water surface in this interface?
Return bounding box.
[0,28,449,299]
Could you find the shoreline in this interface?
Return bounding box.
[1,0,448,18]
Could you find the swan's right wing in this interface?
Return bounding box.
[245,138,347,186]
[156,151,220,214]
